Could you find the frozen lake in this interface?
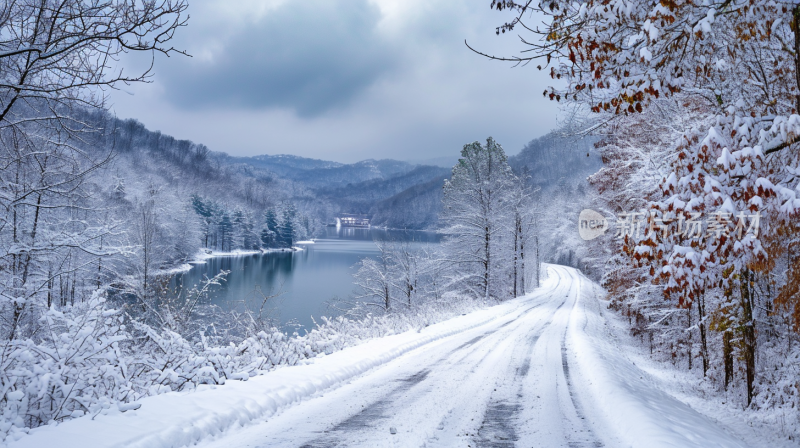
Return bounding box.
[169,227,440,332]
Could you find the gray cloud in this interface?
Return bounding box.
[161,0,394,117]
[109,1,561,162]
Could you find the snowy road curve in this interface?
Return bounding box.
[195,266,748,448]
[11,266,750,448]
[200,267,605,448]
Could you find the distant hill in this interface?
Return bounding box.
[295,159,416,189]
[407,155,460,168]
[367,133,604,230]
[508,133,602,192]
[369,174,448,230]
[224,154,416,189]
[104,114,603,233]
[232,154,342,172]
[317,165,450,215]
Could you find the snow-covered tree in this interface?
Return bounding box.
[488,0,800,406]
[278,204,297,248]
[261,208,279,248]
[508,174,541,296]
[392,241,419,307]
[441,137,516,300]
[353,240,395,311]
[192,195,219,249]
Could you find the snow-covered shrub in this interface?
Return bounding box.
[128,321,223,391]
[0,293,134,439]
[0,276,488,440]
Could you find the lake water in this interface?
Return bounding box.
[169,227,440,332]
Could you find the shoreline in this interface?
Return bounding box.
[158,244,313,276]
[156,229,440,278]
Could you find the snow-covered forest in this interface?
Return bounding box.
[485,0,800,434]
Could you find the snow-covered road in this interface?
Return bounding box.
[198,266,604,448]
[10,266,751,448]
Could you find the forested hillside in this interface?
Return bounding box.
[509,132,601,192]
[366,132,602,231]
[487,0,800,433]
[224,154,419,189]
[92,112,455,241]
[369,175,448,229]
[507,132,603,270]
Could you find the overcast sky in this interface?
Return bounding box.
[108,0,560,163]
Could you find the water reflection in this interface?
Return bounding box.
[168,227,439,332]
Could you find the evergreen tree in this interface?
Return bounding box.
[191,195,214,248]
[278,205,297,248]
[219,213,233,252]
[260,227,275,249]
[261,208,279,248]
[232,209,248,249]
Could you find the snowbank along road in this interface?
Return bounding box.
[10,265,751,448]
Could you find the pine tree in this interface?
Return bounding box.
[278,205,297,248]
[191,195,213,248]
[261,208,279,248]
[441,137,516,300]
[219,213,233,252]
[232,209,246,249]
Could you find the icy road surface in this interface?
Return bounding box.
[10,266,750,448]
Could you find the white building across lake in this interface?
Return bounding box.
[336,214,370,227]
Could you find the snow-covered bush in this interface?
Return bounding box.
[0,293,133,438]
[0,284,486,439]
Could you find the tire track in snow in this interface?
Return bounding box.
[473,281,571,448]
[559,269,604,448]
[294,295,558,448]
[298,369,432,448]
[304,267,578,448]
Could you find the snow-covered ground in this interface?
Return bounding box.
[9,266,768,448]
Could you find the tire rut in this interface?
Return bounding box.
[560,271,604,448]
[298,369,431,448]
[472,291,571,448]
[298,302,545,447]
[301,286,562,448]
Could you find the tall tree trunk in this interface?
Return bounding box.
[513,216,519,298]
[794,5,800,113]
[697,292,709,376]
[47,266,53,308]
[97,235,104,289]
[535,232,540,288]
[687,308,693,371]
[723,330,733,390]
[484,224,490,300]
[740,269,756,406]
[520,226,526,295]
[21,193,42,286]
